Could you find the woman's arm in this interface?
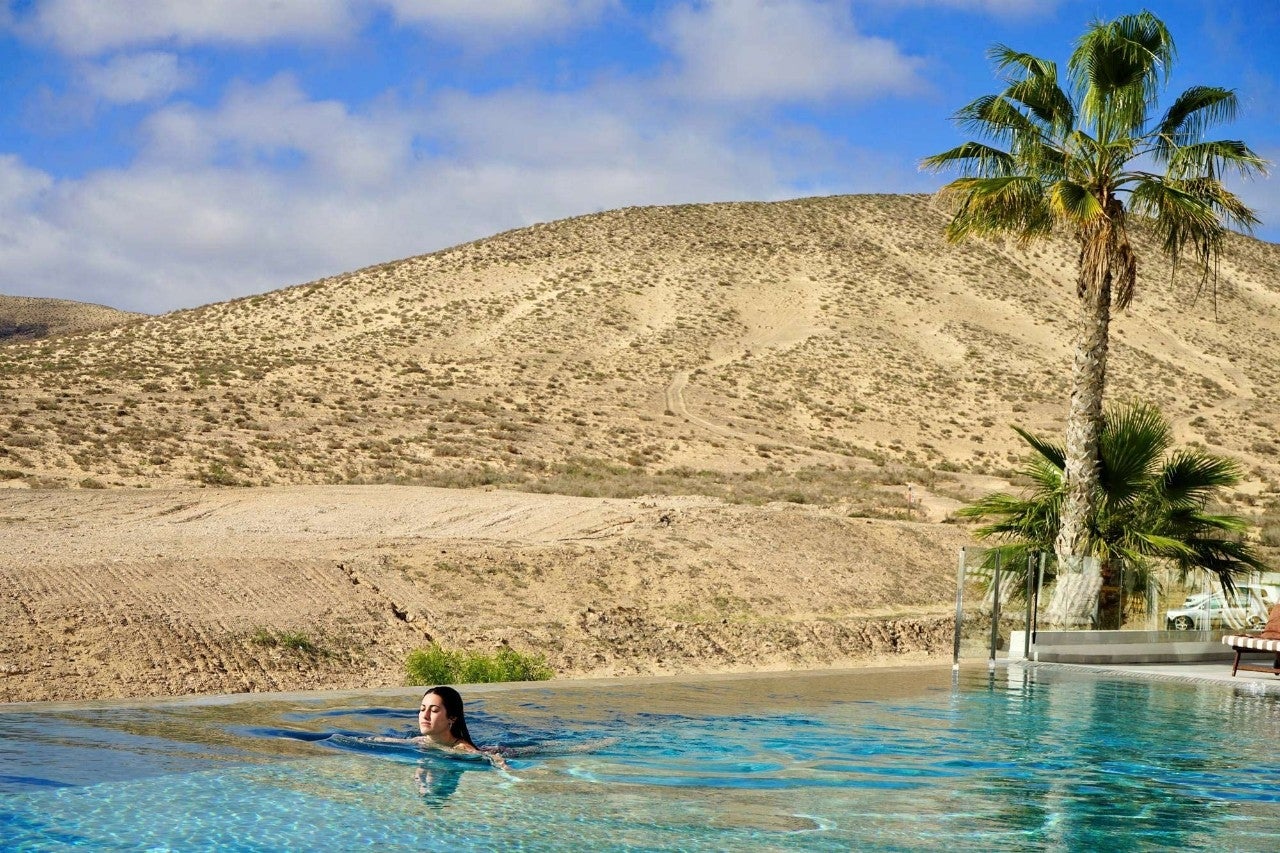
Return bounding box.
[365,735,421,744]
[450,740,510,770]
[479,745,510,770]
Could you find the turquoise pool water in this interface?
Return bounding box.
[3,666,1279,851]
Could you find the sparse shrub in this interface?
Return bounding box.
[1261,522,1280,549]
[198,461,241,486]
[250,628,326,656]
[78,477,106,489]
[405,643,553,685]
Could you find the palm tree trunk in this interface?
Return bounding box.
[1097,556,1122,629]
[1046,227,1113,627]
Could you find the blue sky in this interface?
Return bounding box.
[1,0,1276,314]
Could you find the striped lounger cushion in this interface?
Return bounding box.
[1222,635,1280,653]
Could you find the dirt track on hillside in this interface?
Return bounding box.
[0,485,969,703]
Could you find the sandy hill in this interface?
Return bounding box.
[1,193,1277,506]
[0,294,143,342]
[2,193,1278,702]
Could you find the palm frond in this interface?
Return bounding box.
[1004,76,1075,134]
[1046,180,1103,224]
[919,142,1015,178]
[1174,537,1268,591]
[1024,455,1064,491]
[1128,531,1197,559]
[935,176,1053,242]
[954,94,1048,146]
[1069,11,1174,138]
[1155,86,1238,152]
[1193,179,1264,234]
[987,44,1058,82]
[1013,424,1064,469]
[1098,401,1168,503]
[1156,450,1242,506]
[1165,139,1269,181]
[1126,177,1224,263]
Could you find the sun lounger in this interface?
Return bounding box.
[1222,634,1280,676]
[1223,603,1280,676]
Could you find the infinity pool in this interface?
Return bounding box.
[3,666,1279,851]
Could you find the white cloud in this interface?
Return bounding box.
[422,86,795,203]
[17,0,357,56]
[80,52,193,104]
[661,0,926,103]
[0,75,920,313]
[140,76,414,188]
[866,0,1058,14]
[0,155,54,212]
[12,0,612,55]
[381,0,613,39]
[0,157,76,300]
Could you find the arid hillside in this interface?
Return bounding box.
[0,294,143,342]
[3,194,1280,703]
[2,194,1277,511]
[0,486,967,702]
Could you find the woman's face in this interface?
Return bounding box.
[418,693,453,739]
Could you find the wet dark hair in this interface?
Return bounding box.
[423,685,475,747]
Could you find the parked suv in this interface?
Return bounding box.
[1165,584,1277,631]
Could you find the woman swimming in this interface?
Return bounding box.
[369,685,509,770]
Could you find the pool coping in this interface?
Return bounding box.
[0,662,963,712]
[6,658,1279,712]
[1017,659,1280,695]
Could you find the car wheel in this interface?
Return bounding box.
[1172,615,1195,631]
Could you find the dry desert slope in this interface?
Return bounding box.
[2,193,1278,702]
[1,194,1277,499]
[0,486,966,702]
[0,294,143,343]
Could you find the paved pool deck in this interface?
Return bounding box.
[1020,660,1280,694]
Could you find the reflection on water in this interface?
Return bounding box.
[3,666,1280,851]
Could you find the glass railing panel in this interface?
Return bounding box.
[954,549,1280,662]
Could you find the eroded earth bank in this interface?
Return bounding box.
[0,485,967,703]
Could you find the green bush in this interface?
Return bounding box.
[250,628,326,656]
[405,643,553,685]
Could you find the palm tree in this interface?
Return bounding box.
[961,401,1266,629]
[921,11,1266,620]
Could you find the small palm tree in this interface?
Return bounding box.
[961,401,1266,629]
[921,11,1267,614]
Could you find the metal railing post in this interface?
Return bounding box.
[989,551,1002,668]
[1024,553,1034,660]
[953,547,966,670]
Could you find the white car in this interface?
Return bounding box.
[1166,585,1275,631]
